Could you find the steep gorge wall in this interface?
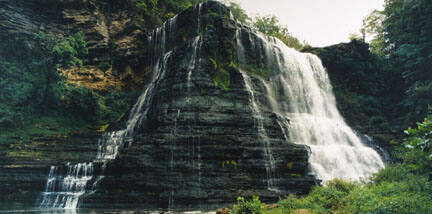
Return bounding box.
[0,1,317,210]
[81,2,317,210]
[0,0,385,211]
[0,0,145,209]
[0,0,149,90]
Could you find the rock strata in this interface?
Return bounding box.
[82,1,316,210]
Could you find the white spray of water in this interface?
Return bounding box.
[236,28,384,183]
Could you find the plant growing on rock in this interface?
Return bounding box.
[231,196,266,214]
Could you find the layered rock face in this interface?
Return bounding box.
[0,131,99,210]
[0,0,148,92]
[0,0,146,66]
[1,0,386,211]
[81,1,316,210]
[0,1,142,209]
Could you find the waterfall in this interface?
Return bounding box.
[38,16,176,209]
[236,28,384,183]
[186,36,202,104]
[239,69,278,192]
[38,163,93,208]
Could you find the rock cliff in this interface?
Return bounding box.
[81,1,317,210]
[0,0,146,65]
[0,0,321,211]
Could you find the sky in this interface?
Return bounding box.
[233,0,384,47]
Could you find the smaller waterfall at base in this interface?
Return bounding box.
[236,27,385,183]
[38,163,93,208]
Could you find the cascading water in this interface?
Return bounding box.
[37,2,385,209]
[239,69,278,191]
[38,16,176,209]
[38,163,94,208]
[236,27,385,183]
[186,36,202,104]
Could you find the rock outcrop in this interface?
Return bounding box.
[0,0,146,65]
[81,1,316,210]
[0,0,150,91]
[0,1,319,211]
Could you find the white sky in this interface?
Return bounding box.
[233,0,384,47]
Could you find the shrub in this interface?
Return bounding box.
[402,115,432,174]
[372,164,412,184]
[278,179,358,213]
[341,179,432,214]
[98,61,111,72]
[0,105,22,128]
[62,86,101,121]
[326,178,358,193]
[231,196,266,214]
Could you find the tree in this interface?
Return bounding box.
[223,1,251,24]
[0,32,89,127]
[253,15,305,50]
[360,0,432,122]
[382,0,432,121]
[361,10,386,56]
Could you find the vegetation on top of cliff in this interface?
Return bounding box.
[96,0,207,30]
[252,15,306,50]
[224,1,307,50]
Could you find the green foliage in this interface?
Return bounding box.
[0,31,119,131]
[62,86,101,120]
[277,179,359,213]
[341,178,432,214]
[368,116,390,130]
[372,164,413,184]
[404,82,432,122]
[223,1,251,24]
[253,15,305,50]
[210,57,237,90]
[231,196,266,214]
[98,61,111,71]
[401,114,432,174]
[360,0,432,122]
[102,90,140,122]
[0,32,89,127]
[95,0,207,30]
[220,1,306,50]
[130,0,207,28]
[272,175,432,214]
[213,68,231,90]
[361,10,386,56]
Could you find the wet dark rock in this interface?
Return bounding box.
[82,1,316,211]
[0,1,317,211]
[0,131,99,210]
